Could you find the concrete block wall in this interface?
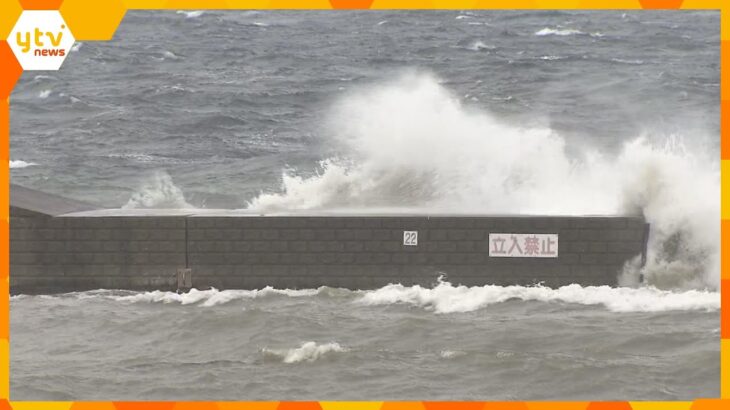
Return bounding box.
[10,214,187,293]
[9,210,649,294]
[185,216,648,290]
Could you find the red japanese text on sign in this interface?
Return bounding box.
[489,233,559,258]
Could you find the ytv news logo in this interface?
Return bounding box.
[9,11,75,71]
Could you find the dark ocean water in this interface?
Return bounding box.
[9,10,721,400]
[10,10,719,208]
[10,285,720,401]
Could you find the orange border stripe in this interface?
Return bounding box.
[723,102,729,160]
[720,279,730,339]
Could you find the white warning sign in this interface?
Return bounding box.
[488,233,558,258]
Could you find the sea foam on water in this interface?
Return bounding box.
[262,341,347,363]
[356,280,720,314]
[22,280,719,314]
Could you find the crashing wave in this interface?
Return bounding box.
[122,171,195,209]
[246,73,719,290]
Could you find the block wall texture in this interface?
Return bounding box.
[9,210,649,294]
[10,212,187,293]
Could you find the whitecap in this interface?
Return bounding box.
[177,10,204,19]
[106,286,323,306]
[356,279,719,314]
[466,41,496,51]
[610,58,644,65]
[10,160,36,169]
[262,342,347,363]
[440,350,465,359]
[162,51,179,60]
[539,55,563,60]
[535,27,583,36]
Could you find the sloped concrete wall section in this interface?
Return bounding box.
[9,185,649,294]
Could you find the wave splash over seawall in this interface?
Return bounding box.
[247,73,719,290]
[123,171,195,209]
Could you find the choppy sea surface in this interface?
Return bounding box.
[9,10,720,400]
[10,283,721,400]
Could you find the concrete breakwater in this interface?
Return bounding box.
[9,185,650,294]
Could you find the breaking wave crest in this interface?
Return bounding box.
[467,41,496,51]
[10,160,36,169]
[440,350,466,359]
[16,280,719,314]
[177,10,204,19]
[355,279,719,314]
[108,287,322,306]
[123,171,195,209]
[262,342,347,363]
[247,73,720,290]
[534,28,603,38]
[535,27,583,36]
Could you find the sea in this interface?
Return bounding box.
[9,10,721,400]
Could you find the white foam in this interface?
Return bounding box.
[177,10,204,19]
[109,287,323,306]
[15,281,719,315]
[356,280,720,314]
[162,51,179,60]
[9,295,28,301]
[10,160,36,169]
[107,153,156,162]
[611,58,644,65]
[38,90,51,99]
[440,350,465,359]
[535,28,584,36]
[246,73,720,290]
[467,41,496,51]
[263,342,347,363]
[539,55,563,60]
[122,171,195,209]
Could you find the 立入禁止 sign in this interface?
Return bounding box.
[489,233,558,258]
